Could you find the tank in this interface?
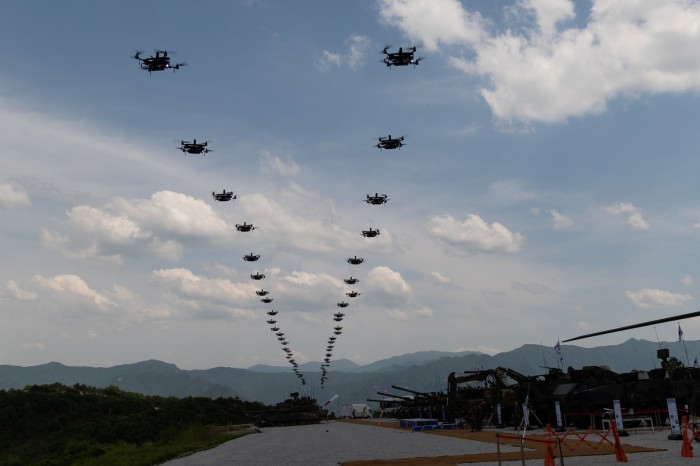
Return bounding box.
[253,392,327,427]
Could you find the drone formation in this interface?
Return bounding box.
[132,43,419,391]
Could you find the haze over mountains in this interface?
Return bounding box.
[1,339,698,408]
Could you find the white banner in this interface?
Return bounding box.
[667,398,681,434]
[522,402,530,428]
[555,401,563,428]
[613,400,624,430]
[497,403,502,425]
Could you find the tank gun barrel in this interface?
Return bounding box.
[376,391,413,400]
[391,385,432,397]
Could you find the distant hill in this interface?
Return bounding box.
[2,339,699,410]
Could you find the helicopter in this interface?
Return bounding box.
[267,309,277,316]
[256,289,270,296]
[133,50,186,73]
[179,139,211,155]
[261,297,273,304]
[381,45,422,68]
[376,135,405,150]
[212,190,236,202]
[347,256,364,265]
[344,277,360,285]
[236,222,255,232]
[365,193,389,205]
[243,253,260,262]
[337,301,349,308]
[346,291,361,298]
[250,272,265,280]
[362,228,380,238]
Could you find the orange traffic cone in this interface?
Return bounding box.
[681,416,693,457]
[610,421,628,462]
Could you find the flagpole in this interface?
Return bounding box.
[679,322,691,367]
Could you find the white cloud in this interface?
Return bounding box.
[21,342,46,350]
[605,202,649,230]
[259,151,301,176]
[430,271,452,285]
[317,34,372,71]
[626,288,693,309]
[152,268,257,319]
[5,280,38,301]
[682,275,693,286]
[366,266,412,295]
[0,183,30,208]
[33,274,116,311]
[428,213,525,254]
[576,321,593,331]
[550,209,573,230]
[380,0,700,124]
[456,345,502,356]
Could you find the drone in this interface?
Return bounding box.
[266,319,277,325]
[261,297,273,304]
[236,222,255,232]
[344,277,360,285]
[133,50,186,73]
[250,272,265,280]
[365,193,389,205]
[347,256,364,265]
[324,357,331,363]
[256,289,269,296]
[212,190,235,202]
[243,253,260,262]
[362,228,380,238]
[381,45,422,68]
[179,139,211,155]
[326,353,333,358]
[267,309,277,315]
[337,301,349,308]
[276,331,284,337]
[376,135,404,150]
[333,316,344,322]
[346,291,361,298]
[270,326,279,332]
[328,336,337,342]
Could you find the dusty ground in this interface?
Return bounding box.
[339,420,663,466]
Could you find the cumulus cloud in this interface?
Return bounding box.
[430,271,452,285]
[626,288,693,309]
[428,213,524,254]
[33,274,116,311]
[5,280,38,301]
[605,202,650,230]
[22,342,46,350]
[317,34,372,71]
[550,209,573,230]
[259,151,301,176]
[682,275,693,286]
[379,0,700,124]
[152,268,256,319]
[42,191,233,263]
[0,183,30,208]
[576,321,593,331]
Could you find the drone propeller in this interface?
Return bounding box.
[414,57,424,64]
[133,50,143,60]
[155,49,176,55]
[381,45,392,54]
[173,62,187,70]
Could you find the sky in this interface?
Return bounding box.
[3,0,700,375]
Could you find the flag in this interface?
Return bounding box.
[324,394,338,407]
[694,356,698,368]
[679,323,684,342]
[554,339,565,366]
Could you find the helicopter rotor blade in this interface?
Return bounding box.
[562,310,700,343]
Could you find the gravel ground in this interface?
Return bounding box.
[162,422,689,466]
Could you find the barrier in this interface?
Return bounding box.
[681,416,693,457]
[495,431,561,466]
[551,422,627,462]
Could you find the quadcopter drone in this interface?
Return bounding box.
[133,50,186,73]
[376,135,404,150]
[346,291,361,298]
[179,140,211,155]
[344,277,360,285]
[250,272,265,280]
[267,309,277,315]
[362,228,380,238]
[261,297,273,304]
[347,256,364,265]
[337,301,349,308]
[212,190,235,202]
[243,253,260,262]
[365,193,389,205]
[381,45,422,68]
[236,222,255,232]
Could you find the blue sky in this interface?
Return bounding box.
[2,0,700,374]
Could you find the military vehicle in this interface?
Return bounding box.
[253,392,326,427]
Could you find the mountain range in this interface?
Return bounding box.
[1,339,698,409]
